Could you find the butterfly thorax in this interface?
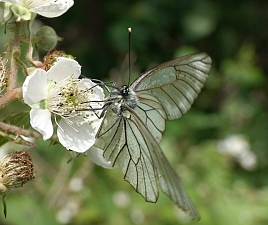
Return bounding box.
[109,85,138,116]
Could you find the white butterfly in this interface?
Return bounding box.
[94,52,212,219]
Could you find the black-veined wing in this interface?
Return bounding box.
[132,91,166,143]
[93,52,211,220]
[95,107,158,202]
[131,52,212,121]
[95,106,200,220]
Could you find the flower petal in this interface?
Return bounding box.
[78,79,105,101]
[78,78,105,133]
[87,146,113,169]
[23,69,48,105]
[47,57,81,83]
[90,118,103,134]
[57,117,95,153]
[23,0,55,8]
[30,108,53,140]
[29,0,74,18]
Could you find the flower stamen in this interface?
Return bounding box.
[0,57,8,96]
[53,115,65,133]
[47,75,104,120]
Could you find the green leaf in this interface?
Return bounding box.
[0,111,32,147]
[3,111,31,129]
[0,134,9,147]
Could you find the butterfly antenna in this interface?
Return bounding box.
[128,27,132,86]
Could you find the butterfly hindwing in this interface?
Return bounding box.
[129,108,200,219]
[134,91,166,143]
[95,108,159,202]
[95,106,200,219]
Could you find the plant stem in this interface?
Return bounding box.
[9,22,21,91]
[0,87,22,107]
[0,121,42,139]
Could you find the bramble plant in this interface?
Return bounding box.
[0,0,112,216]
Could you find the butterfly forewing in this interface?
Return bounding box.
[131,53,212,120]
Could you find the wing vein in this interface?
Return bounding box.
[159,86,184,115]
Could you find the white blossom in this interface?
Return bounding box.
[22,57,111,168]
[217,134,257,171]
[0,0,74,20]
[86,146,113,169]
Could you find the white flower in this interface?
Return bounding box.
[23,57,104,155]
[1,0,74,20]
[87,146,113,169]
[217,134,257,171]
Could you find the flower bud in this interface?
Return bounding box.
[36,26,61,51]
[42,51,74,71]
[0,151,35,217]
[2,3,32,24]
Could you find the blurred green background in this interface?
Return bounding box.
[1,0,268,224]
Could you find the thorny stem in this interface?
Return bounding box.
[9,22,21,90]
[0,22,38,140]
[0,122,42,140]
[0,23,23,106]
[0,87,22,107]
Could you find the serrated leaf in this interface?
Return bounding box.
[0,135,9,147]
[3,111,31,129]
[0,111,32,147]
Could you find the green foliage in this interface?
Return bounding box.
[3,111,31,129]
[0,111,31,146]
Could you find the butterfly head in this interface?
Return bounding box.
[120,85,129,96]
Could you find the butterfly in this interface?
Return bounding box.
[94,52,212,219]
